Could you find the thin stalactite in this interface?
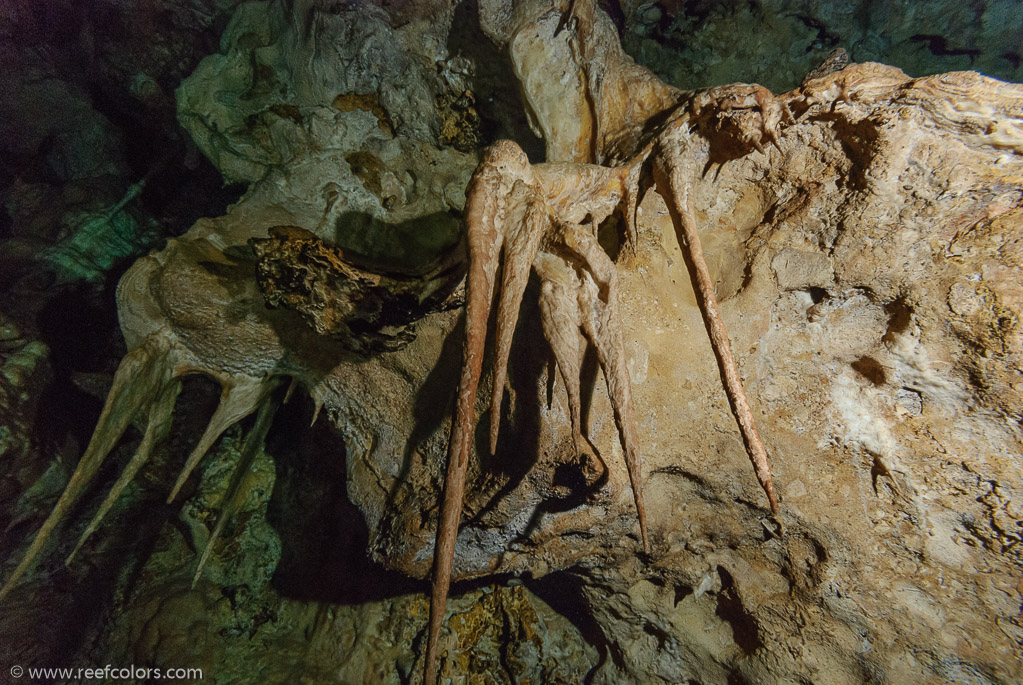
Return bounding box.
[425,140,650,684]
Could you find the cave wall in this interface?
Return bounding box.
[621,0,1023,92]
[0,1,1021,684]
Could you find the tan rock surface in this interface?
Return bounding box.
[2,1,1021,683]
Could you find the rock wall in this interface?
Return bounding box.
[0,1,1021,684]
[622,0,1023,92]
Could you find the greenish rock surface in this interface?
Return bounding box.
[623,0,1023,92]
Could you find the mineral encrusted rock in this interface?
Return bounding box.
[251,225,464,354]
[1,0,1022,683]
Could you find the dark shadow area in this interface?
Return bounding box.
[597,215,623,262]
[56,0,245,236]
[447,0,546,163]
[91,94,244,229]
[463,280,568,529]
[328,210,464,273]
[87,72,246,237]
[486,304,548,481]
[0,272,131,542]
[265,390,424,604]
[851,355,886,386]
[883,296,914,342]
[795,14,840,54]
[466,277,623,540]
[714,565,763,655]
[0,530,157,685]
[910,34,980,63]
[651,463,712,490]
[727,670,754,685]
[381,311,462,520]
[30,278,127,452]
[513,454,610,546]
[527,569,623,683]
[578,343,601,444]
[643,620,671,649]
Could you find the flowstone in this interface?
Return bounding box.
[1,1,1022,683]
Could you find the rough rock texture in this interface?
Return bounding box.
[251,225,464,353]
[560,65,1023,681]
[622,0,1023,93]
[3,1,593,681]
[0,315,51,535]
[0,0,481,601]
[65,410,597,684]
[176,0,472,183]
[1,1,1022,684]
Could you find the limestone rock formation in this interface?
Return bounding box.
[620,0,1023,92]
[1,1,1021,684]
[176,0,470,183]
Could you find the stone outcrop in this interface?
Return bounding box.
[1,1,1021,683]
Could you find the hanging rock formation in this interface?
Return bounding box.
[0,0,1021,683]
